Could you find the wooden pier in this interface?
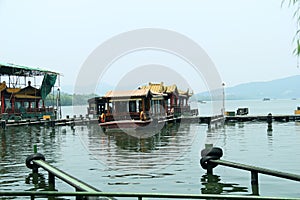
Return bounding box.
[0,114,299,129]
[225,114,300,122]
[0,116,99,129]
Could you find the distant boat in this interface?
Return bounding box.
[198,100,206,104]
[263,98,271,101]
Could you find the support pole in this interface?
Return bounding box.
[251,171,259,195]
[207,165,213,175]
[48,173,55,191]
[33,144,37,154]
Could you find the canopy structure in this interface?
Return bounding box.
[0,62,60,76]
[0,61,62,120]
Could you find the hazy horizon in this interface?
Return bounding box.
[1,0,299,94]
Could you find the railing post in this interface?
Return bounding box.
[251,171,259,195]
[75,188,82,200]
[48,172,55,191]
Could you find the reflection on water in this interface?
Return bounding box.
[201,173,248,194]
[78,123,198,172]
[25,172,47,191]
[0,125,65,193]
[1,119,300,198]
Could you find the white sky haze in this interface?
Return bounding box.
[0,0,299,93]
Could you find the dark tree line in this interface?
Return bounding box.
[44,93,98,106]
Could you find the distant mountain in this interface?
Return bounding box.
[197,75,300,100]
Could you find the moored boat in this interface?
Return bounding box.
[87,82,197,132]
[0,62,61,120]
[97,88,162,131]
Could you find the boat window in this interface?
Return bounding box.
[129,101,137,112]
[114,101,128,113]
[31,102,36,108]
[15,102,21,109]
[5,99,11,109]
[24,102,29,108]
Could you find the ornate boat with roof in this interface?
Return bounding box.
[0,62,61,120]
[87,82,197,131]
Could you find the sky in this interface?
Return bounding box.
[0,0,299,94]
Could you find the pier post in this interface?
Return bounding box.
[207,165,213,175]
[33,144,37,154]
[32,145,39,173]
[267,113,273,132]
[200,145,222,176]
[207,117,211,131]
[1,120,6,129]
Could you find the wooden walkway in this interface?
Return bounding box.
[1,117,98,129]
[225,114,300,122]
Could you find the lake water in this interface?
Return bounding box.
[1,99,300,199]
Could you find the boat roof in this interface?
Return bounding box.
[140,82,192,97]
[0,62,60,76]
[104,89,151,98]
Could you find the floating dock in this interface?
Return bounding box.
[0,114,299,129]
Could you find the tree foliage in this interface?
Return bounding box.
[44,92,98,106]
[283,0,300,57]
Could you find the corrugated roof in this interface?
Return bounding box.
[178,89,193,97]
[0,62,60,76]
[165,84,178,94]
[104,89,150,98]
[140,82,166,94]
[139,82,193,97]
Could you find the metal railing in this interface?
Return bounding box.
[25,152,115,200]
[1,191,300,200]
[9,147,299,200]
[209,159,300,182]
[201,147,300,196]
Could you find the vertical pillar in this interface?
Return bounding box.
[48,173,55,191]
[75,188,83,200]
[36,100,39,111]
[1,92,5,113]
[11,96,15,113]
[33,144,37,153]
[142,98,145,112]
[1,120,6,129]
[267,113,273,132]
[251,171,259,195]
[207,165,213,175]
[207,117,212,131]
